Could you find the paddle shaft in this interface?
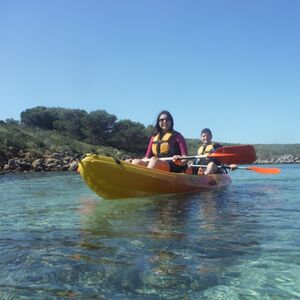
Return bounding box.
[158,154,234,161]
[143,153,235,162]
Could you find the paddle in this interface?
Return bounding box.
[189,164,281,175]
[145,145,257,165]
[205,145,257,164]
[238,166,281,174]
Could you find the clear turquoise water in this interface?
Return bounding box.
[0,165,300,299]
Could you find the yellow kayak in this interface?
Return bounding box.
[78,154,231,199]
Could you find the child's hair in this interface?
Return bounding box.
[201,128,212,136]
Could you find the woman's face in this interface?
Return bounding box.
[158,113,171,132]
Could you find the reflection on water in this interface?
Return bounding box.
[1,167,300,299]
[75,191,263,299]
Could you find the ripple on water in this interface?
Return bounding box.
[1,167,300,299]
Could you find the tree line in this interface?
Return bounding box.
[2,106,299,161]
[19,106,153,154]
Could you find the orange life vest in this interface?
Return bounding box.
[197,143,222,165]
[152,132,173,157]
[197,143,219,155]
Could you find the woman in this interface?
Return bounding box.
[131,110,188,172]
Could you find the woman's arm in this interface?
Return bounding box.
[176,133,188,156]
[172,133,188,166]
[145,136,154,158]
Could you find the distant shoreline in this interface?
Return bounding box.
[255,155,300,164]
[0,151,299,175]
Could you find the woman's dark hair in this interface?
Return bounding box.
[153,110,174,135]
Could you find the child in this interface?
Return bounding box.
[194,128,237,175]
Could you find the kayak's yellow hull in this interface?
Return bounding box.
[78,154,231,199]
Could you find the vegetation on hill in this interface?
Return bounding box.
[17,106,153,154]
[0,106,299,164]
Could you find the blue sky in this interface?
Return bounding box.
[0,0,299,144]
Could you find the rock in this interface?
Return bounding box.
[3,164,10,170]
[0,154,5,168]
[51,152,64,160]
[8,159,17,170]
[68,160,78,171]
[32,159,45,171]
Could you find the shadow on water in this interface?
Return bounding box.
[74,189,262,299]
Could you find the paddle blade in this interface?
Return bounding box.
[210,145,257,164]
[246,166,281,174]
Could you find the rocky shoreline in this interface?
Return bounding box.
[255,154,300,164]
[0,151,79,174]
[0,151,299,175]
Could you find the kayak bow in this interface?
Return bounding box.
[78,154,231,199]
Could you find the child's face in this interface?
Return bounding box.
[201,132,212,144]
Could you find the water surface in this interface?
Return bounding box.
[1,165,299,299]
